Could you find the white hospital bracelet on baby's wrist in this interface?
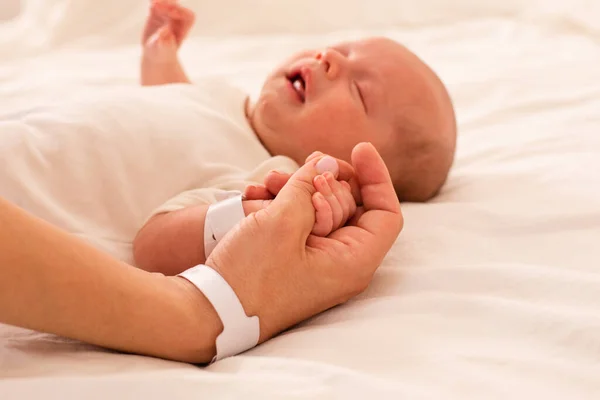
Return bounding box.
[178,264,260,362]
[204,192,246,258]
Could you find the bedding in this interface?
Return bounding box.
[1,0,600,398]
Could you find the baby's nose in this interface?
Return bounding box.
[316,49,345,81]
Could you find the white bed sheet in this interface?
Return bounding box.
[1,0,600,398]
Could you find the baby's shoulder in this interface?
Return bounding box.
[181,78,248,108]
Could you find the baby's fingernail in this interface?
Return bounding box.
[315,174,326,187]
[269,170,284,176]
[315,156,338,175]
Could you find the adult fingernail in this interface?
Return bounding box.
[306,151,323,162]
[315,156,338,175]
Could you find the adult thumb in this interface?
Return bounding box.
[268,155,340,239]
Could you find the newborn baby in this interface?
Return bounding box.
[133,0,457,275]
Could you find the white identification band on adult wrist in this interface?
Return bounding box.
[178,264,260,362]
[204,192,245,258]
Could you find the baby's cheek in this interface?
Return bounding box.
[298,104,362,158]
[308,98,356,129]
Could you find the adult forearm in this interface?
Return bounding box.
[0,197,221,363]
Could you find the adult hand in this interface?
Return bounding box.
[205,142,403,342]
[244,154,361,203]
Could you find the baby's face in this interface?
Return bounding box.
[249,37,456,201]
[249,37,419,167]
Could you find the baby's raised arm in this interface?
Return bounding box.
[140,0,195,86]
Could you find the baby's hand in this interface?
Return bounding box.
[244,168,358,238]
[244,152,360,202]
[244,172,357,237]
[142,1,195,62]
[311,172,357,236]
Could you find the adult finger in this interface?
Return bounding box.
[269,155,340,241]
[265,165,351,197]
[353,143,400,215]
[305,153,360,205]
[305,151,355,183]
[304,151,323,164]
[265,155,355,198]
[243,185,274,201]
[264,171,291,197]
[328,143,403,267]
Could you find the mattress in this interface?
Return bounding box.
[1,0,600,398]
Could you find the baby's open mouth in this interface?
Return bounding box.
[288,73,306,102]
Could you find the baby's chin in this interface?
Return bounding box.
[243,96,254,120]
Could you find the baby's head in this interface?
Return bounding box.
[247,37,457,201]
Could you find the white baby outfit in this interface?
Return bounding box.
[0,81,298,264]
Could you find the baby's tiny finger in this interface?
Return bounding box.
[244,185,273,200]
[314,174,332,197]
[243,185,256,199]
[153,1,169,15]
[168,5,183,19]
[180,6,196,22]
[342,182,357,218]
[312,192,333,237]
[317,174,343,229]
[324,173,349,228]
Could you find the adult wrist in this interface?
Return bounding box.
[177,265,261,362]
[167,275,223,363]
